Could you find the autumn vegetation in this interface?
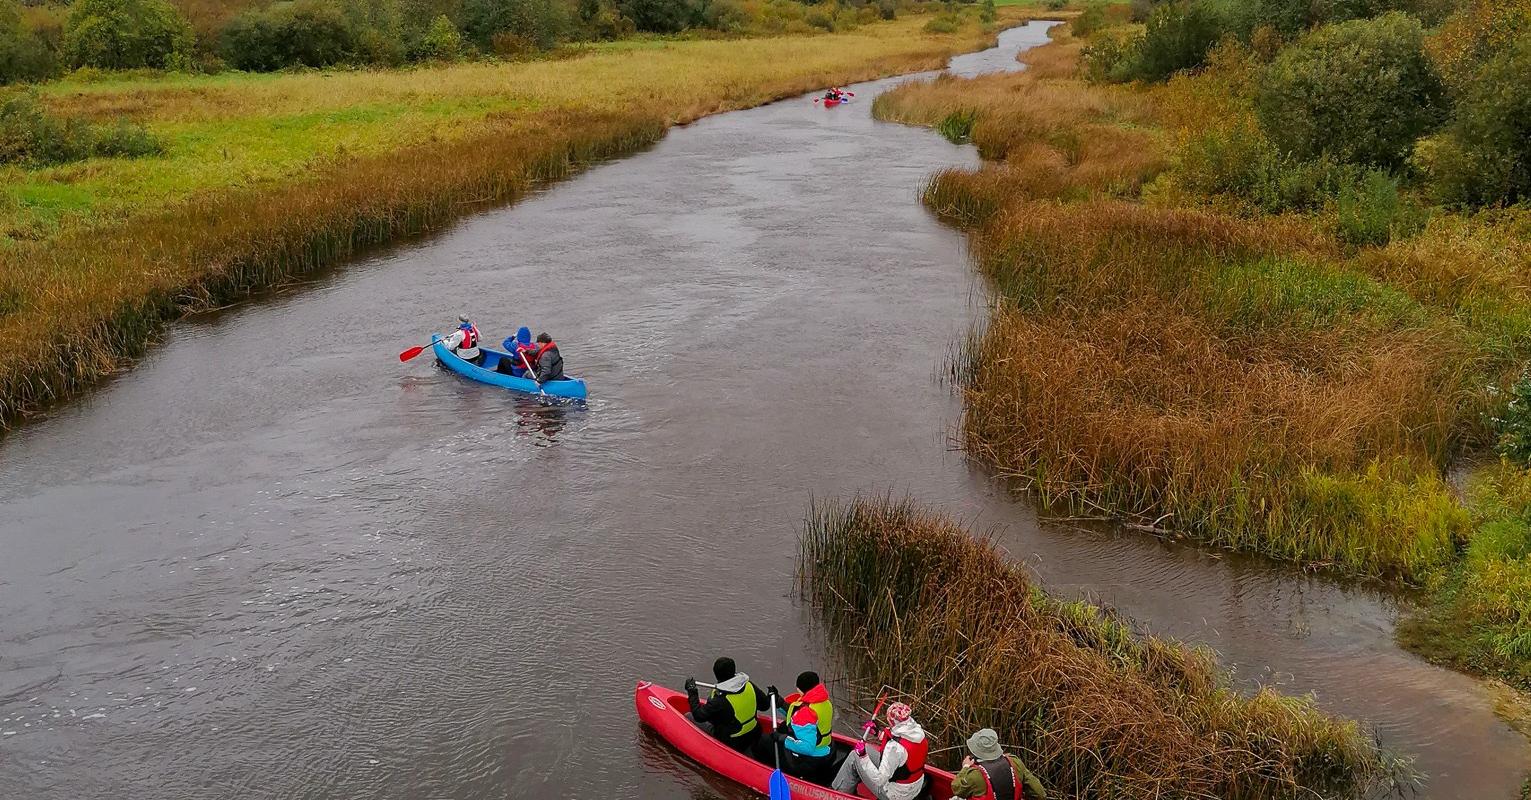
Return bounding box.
[873,0,1531,687]
[800,497,1399,799]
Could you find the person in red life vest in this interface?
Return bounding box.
[525,332,564,384]
[769,670,836,781]
[685,657,770,755]
[950,728,1046,800]
[441,315,482,365]
[830,701,928,800]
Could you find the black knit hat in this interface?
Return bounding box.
[713,657,736,682]
[796,671,820,692]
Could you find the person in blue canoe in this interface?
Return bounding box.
[524,332,565,383]
[441,315,482,364]
[504,327,537,377]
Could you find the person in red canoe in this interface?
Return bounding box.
[442,315,482,364]
[831,701,929,800]
[686,657,770,754]
[770,670,836,781]
[950,728,1046,800]
[521,332,565,384]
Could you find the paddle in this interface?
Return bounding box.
[519,351,549,399]
[398,337,443,362]
[768,694,790,800]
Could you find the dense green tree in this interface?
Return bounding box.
[462,0,569,49]
[1417,33,1531,206]
[1,0,56,83]
[1256,12,1445,168]
[618,0,699,32]
[220,0,358,70]
[62,0,194,70]
[1118,0,1225,82]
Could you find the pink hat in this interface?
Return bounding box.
[886,702,912,725]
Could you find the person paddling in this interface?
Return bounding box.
[772,670,835,780]
[440,315,482,364]
[503,326,536,376]
[831,701,929,800]
[525,332,564,383]
[951,728,1046,800]
[686,657,769,754]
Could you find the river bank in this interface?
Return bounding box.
[0,7,1027,429]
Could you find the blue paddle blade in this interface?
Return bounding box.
[768,769,791,800]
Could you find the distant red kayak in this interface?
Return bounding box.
[823,97,842,108]
[635,681,957,799]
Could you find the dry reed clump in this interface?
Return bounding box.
[961,302,1471,578]
[799,497,1397,799]
[0,110,665,424]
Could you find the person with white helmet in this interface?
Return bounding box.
[831,701,929,800]
[441,315,482,364]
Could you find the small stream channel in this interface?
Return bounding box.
[0,22,1525,800]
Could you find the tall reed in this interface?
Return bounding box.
[799,496,1398,800]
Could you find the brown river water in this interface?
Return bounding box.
[1,22,1526,799]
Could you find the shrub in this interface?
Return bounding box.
[464,0,570,47]
[979,0,995,22]
[1045,0,1066,9]
[1333,169,1409,247]
[1416,34,1531,207]
[1492,372,1531,466]
[62,0,194,70]
[877,0,896,18]
[923,13,959,32]
[617,0,698,31]
[1,0,55,84]
[220,0,359,70]
[1080,29,1132,81]
[1256,13,1445,169]
[0,90,161,166]
[1071,0,1108,35]
[1428,0,1531,95]
[410,13,465,59]
[1117,0,1226,82]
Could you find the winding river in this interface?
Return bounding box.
[1,23,1526,799]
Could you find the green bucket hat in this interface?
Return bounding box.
[966,728,1004,761]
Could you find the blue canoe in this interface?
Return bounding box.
[431,334,589,400]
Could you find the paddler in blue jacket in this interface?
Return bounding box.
[772,670,836,780]
[686,657,770,754]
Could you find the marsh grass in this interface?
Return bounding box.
[799,496,1399,799]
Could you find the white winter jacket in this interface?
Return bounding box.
[856,718,928,800]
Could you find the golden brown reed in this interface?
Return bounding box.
[799,497,1398,800]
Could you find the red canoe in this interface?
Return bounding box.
[823,98,842,108]
[635,681,956,799]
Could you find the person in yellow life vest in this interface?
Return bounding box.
[685,657,769,754]
[951,728,1045,800]
[771,670,836,781]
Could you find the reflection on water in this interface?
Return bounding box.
[0,21,1524,800]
